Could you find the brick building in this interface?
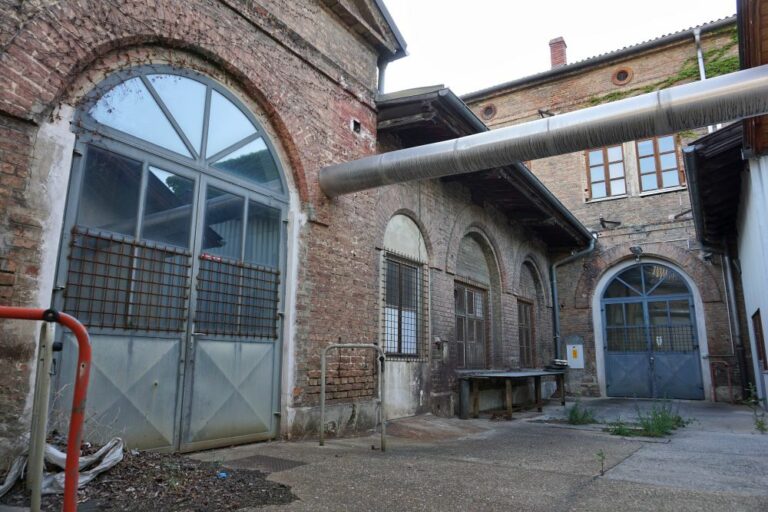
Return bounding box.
[0,0,591,462]
[464,17,747,401]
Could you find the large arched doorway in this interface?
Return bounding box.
[601,263,704,399]
[53,67,290,451]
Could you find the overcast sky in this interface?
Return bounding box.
[382,0,737,96]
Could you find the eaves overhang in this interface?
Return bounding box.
[376,87,593,249]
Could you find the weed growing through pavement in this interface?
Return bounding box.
[567,402,598,425]
[605,401,690,437]
[743,383,767,434]
[635,401,688,437]
[595,449,606,476]
[606,418,634,437]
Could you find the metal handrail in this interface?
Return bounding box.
[0,307,92,512]
[319,344,386,451]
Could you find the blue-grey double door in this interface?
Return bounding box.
[602,264,704,400]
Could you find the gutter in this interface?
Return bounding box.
[550,236,597,359]
[682,145,709,247]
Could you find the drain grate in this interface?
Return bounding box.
[223,454,306,473]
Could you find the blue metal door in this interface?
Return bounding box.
[602,264,704,399]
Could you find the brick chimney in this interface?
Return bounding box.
[549,37,567,68]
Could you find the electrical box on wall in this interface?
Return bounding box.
[565,334,585,369]
[567,344,584,369]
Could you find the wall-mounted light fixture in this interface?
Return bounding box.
[629,245,643,261]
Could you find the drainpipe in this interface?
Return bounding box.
[723,240,749,394]
[550,235,596,359]
[377,58,388,95]
[693,28,715,134]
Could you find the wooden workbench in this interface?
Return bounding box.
[457,369,566,419]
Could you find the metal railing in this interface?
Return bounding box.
[319,344,386,451]
[0,306,92,512]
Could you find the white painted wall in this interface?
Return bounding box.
[22,106,77,419]
[737,156,768,405]
[383,361,425,419]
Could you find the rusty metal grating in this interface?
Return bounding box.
[222,454,305,473]
[194,254,280,338]
[65,227,191,331]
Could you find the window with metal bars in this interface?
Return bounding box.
[382,254,428,360]
[518,300,535,368]
[455,282,488,369]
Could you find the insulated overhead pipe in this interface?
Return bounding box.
[320,65,768,196]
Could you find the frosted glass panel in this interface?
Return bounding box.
[148,74,206,154]
[660,153,677,171]
[658,136,675,153]
[607,145,622,162]
[662,170,680,188]
[639,156,656,174]
[206,91,256,157]
[611,179,626,195]
[642,174,658,191]
[90,78,190,157]
[637,140,654,156]
[591,182,606,198]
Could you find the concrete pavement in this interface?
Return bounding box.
[192,399,768,511]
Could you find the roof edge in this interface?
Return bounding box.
[463,15,736,102]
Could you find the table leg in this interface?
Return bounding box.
[505,380,513,420]
[534,376,542,412]
[559,374,566,406]
[472,380,480,418]
[459,379,470,419]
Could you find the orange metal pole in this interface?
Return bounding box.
[0,306,91,512]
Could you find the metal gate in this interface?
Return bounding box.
[52,67,289,451]
[602,263,704,400]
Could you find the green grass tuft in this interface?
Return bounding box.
[567,402,598,425]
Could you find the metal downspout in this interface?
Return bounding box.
[550,236,596,359]
[723,241,750,394]
[377,59,388,95]
[694,28,715,134]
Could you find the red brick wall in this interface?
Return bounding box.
[466,25,742,397]
[0,0,386,459]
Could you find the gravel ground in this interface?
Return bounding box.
[0,449,296,511]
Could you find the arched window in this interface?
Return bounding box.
[64,67,288,335]
[518,262,545,368]
[381,215,428,360]
[601,263,703,399]
[55,66,290,450]
[455,233,497,369]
